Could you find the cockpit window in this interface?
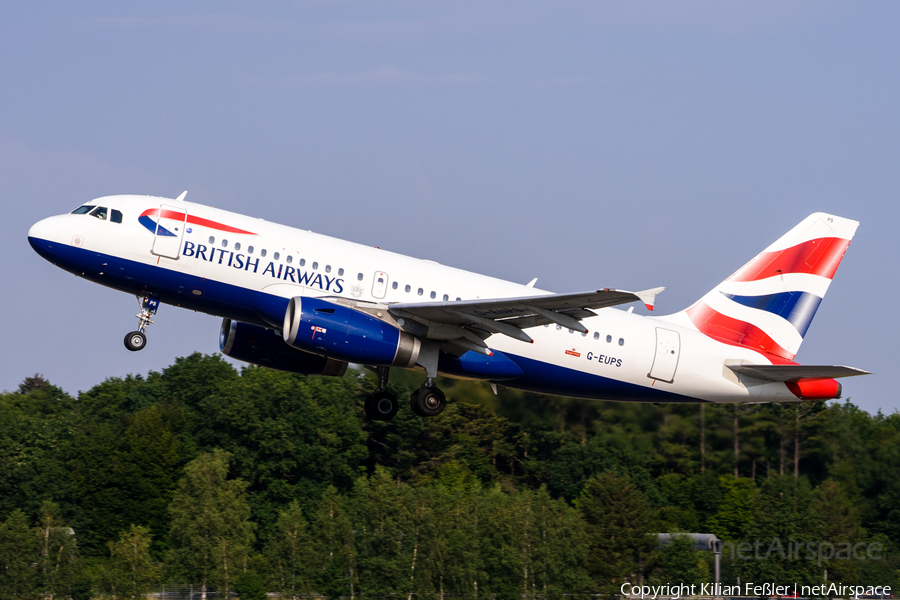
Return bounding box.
[110,209,123,224]
[71,205,95,215]
[90,206,108,220]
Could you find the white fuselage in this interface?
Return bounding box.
[28,194,801,404]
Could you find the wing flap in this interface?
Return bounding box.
[728,364,870,382]
[388,287,664,344]
[391,287,663,325]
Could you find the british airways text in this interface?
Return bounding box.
[182,241,344,293]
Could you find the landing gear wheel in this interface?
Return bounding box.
[410,386,446,417]
[365,391,399,421]
[124,331,147,352]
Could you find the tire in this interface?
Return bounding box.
[124,331,147,352]
[410,386,446,417]
[365,391,398,421]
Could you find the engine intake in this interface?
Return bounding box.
[283,297,420,367]
[220,318,347,376]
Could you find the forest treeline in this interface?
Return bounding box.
[0,353,898,599]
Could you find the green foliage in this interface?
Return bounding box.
[167,449,255,593]
[707,476,756,541]
[648,534,705,586]
[0,509,37,598]
[2,357,900,595]
[102,525,160,598]
[264,500,312,596]
[234,571,267,600]
[577,472,654,593]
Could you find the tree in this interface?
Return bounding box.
[35,500,80,600]
[0,509,37,598]
[234,571,267,600]
[103,525,160,598]
[168,450,255,599]
[577,472,654,594]
[706,476,756,542]
[265,501,312,598]
[647,534,705,586]
[310,486,356,600]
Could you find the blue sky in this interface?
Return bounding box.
[2,2,897,414]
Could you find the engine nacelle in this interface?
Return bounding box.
[220,318,348,376]
[283,297,420,367]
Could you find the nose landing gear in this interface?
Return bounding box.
[124,295,159,352]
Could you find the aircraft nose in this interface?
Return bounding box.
[28,216,60,243]
[28,216,61,260]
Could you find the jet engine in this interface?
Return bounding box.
[282,297,420,367]
[220,318,347,376]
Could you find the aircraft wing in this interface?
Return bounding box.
[728,364,870,382]
[388,287,665,344]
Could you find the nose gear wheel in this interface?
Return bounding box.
[124,295,159,352]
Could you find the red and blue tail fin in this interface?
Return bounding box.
[674,213,858,360]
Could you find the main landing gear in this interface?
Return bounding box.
[410,384,446,417]
[124,295,159,352]
[363,366,447,421]
[364,366,399,421]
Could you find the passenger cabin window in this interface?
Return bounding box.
[273,252,279,260]
[405,285,411,293]
[417,288,424,296]
[443,294,449,301]
[325,265,331,273]
[338,268,344,276]
[430,291,436,299]
[209,236,215,244]
[110,210,123,224]
[71,205,95,215]
[594,332,600,340]
[312,262,318,270]
[235,243,242,251]
[222,239,228,248]
[90,206,108,220]
[248,246,254,254]
[606,335,612,343]
[261,249,267,257]
[392,282,398,290]
[357,273,364,281]
[287,255,293,264]
[299,259,305,266]
[618,338,625,346]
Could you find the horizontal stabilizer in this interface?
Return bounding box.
[728,364,870,383]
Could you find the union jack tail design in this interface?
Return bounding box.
[681,213,858,360]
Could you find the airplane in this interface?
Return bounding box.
[27,194,869,420]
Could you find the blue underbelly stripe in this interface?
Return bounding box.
[29,237,707,403]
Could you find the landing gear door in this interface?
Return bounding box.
[372,271,389,299]
[151,205,187,260]
[648,327,681,383]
